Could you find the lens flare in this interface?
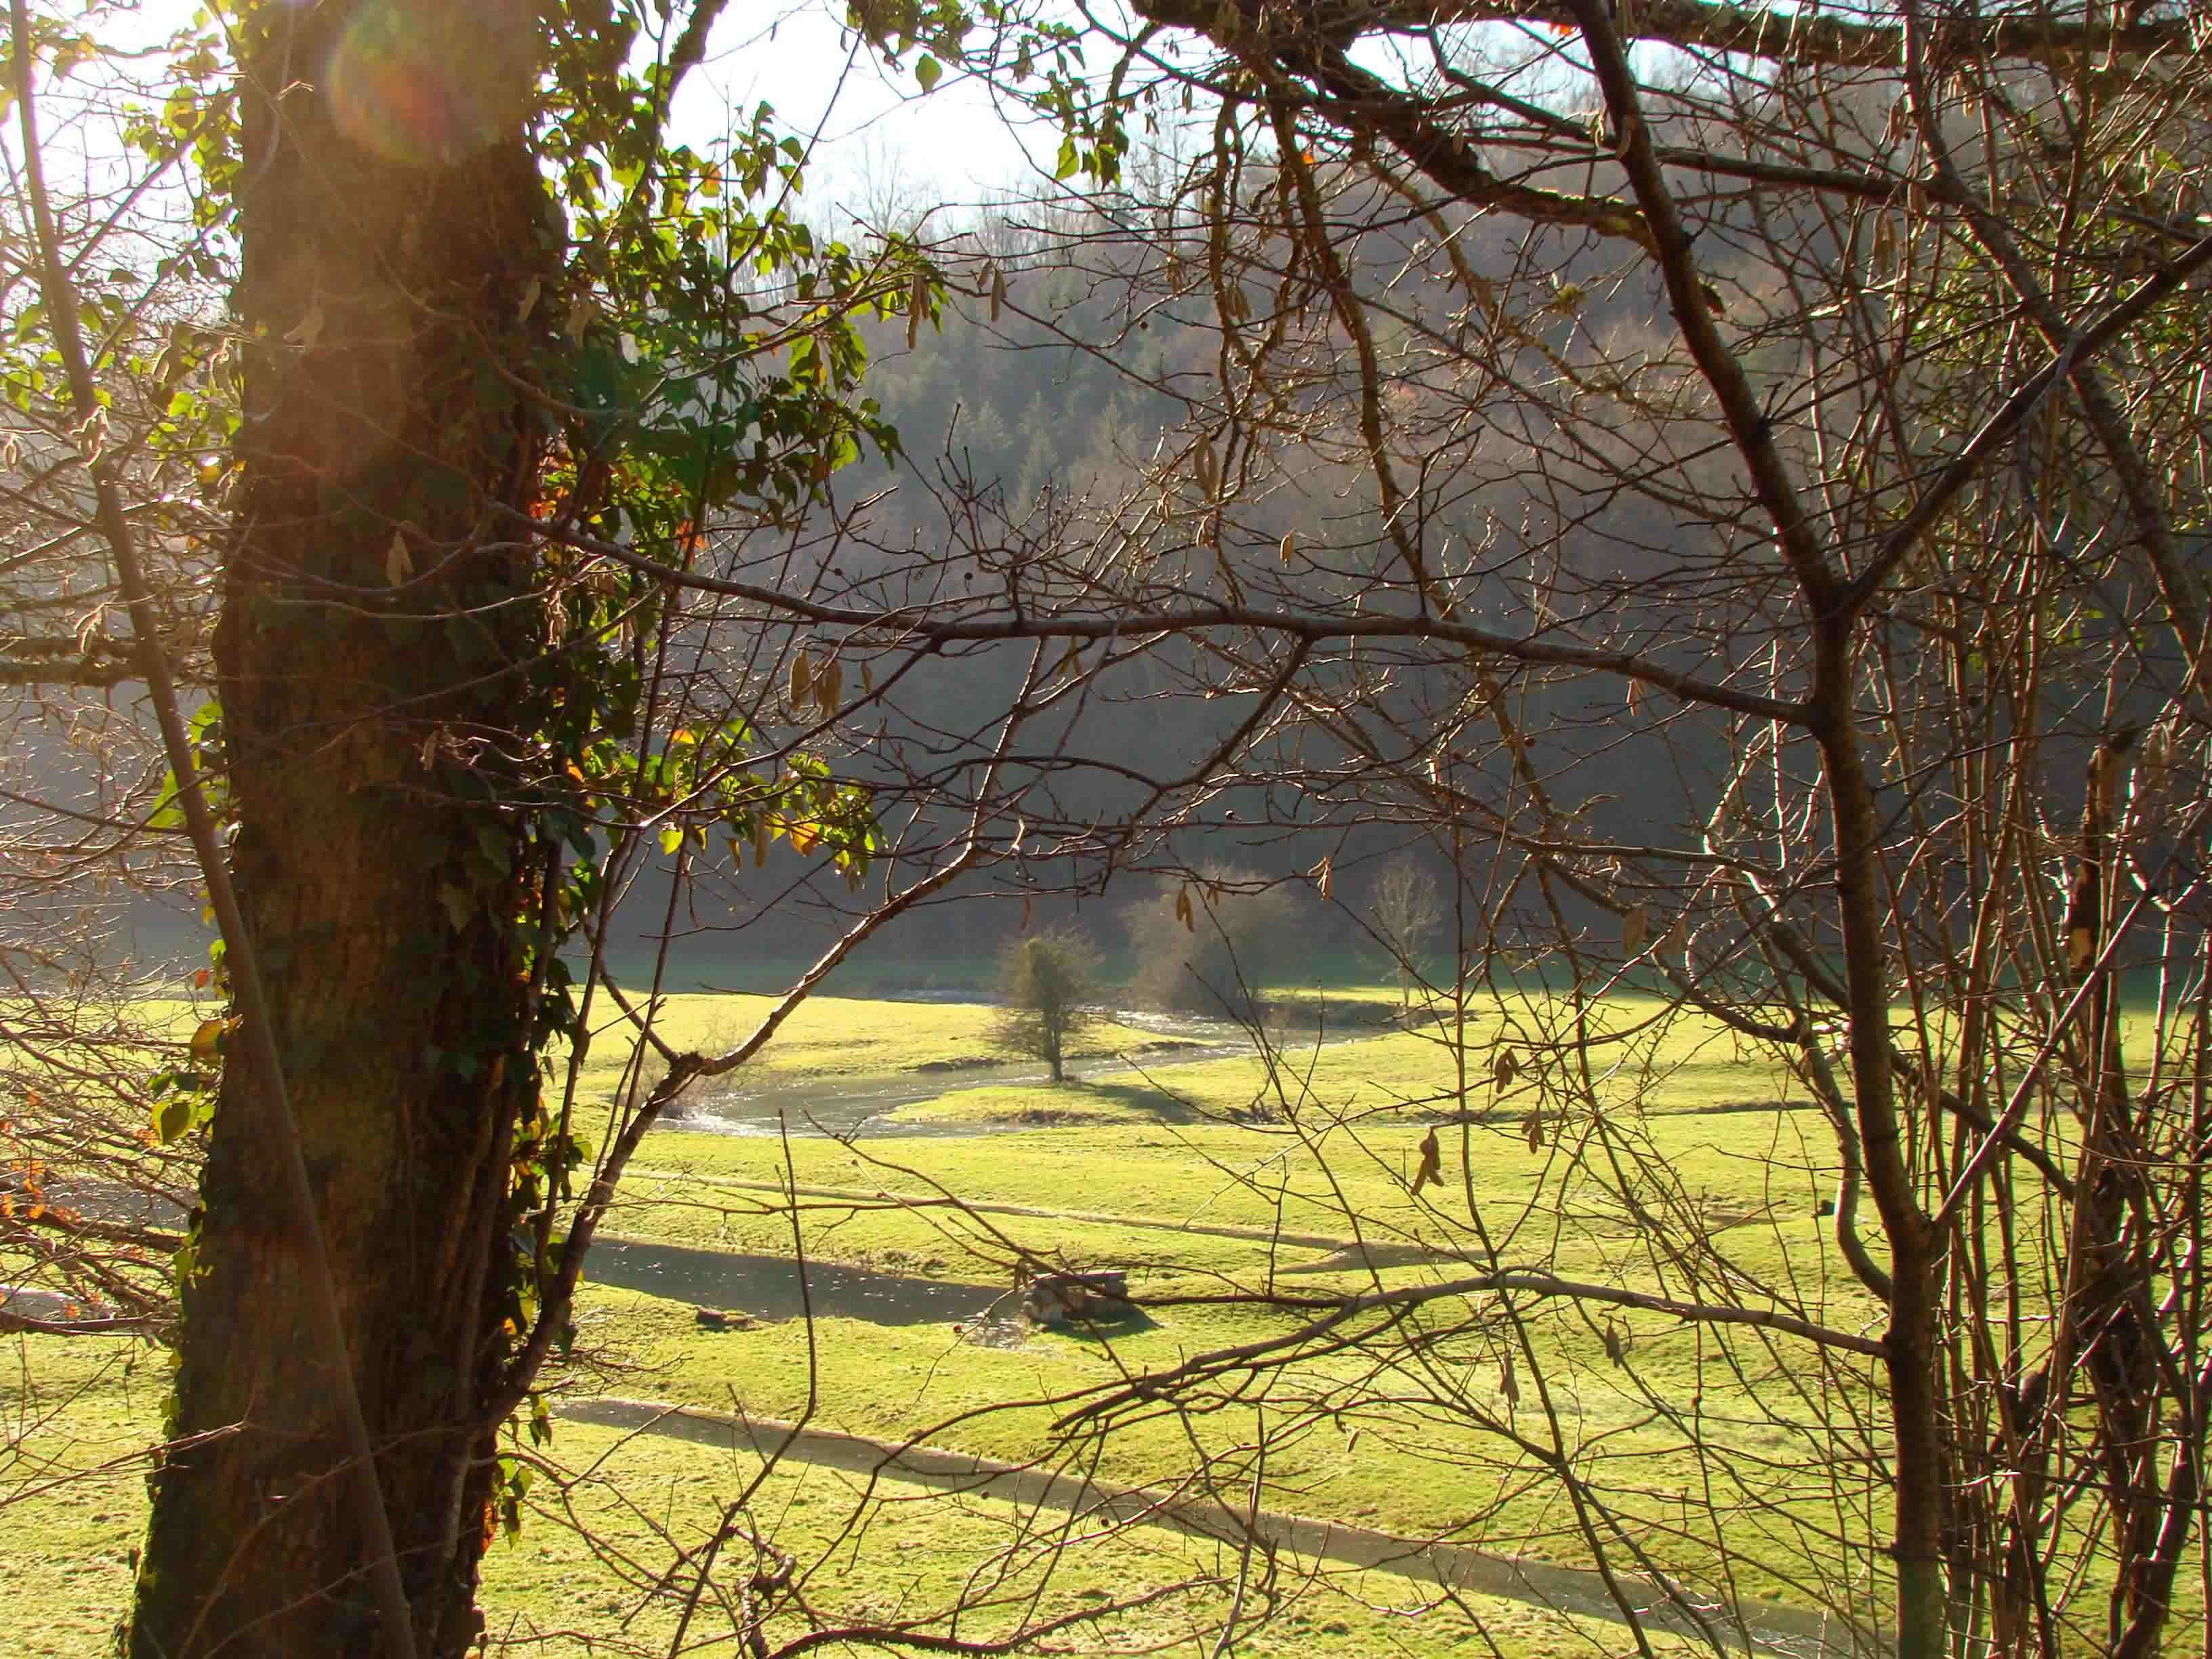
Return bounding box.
[326,0,535,167]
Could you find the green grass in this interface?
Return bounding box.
[619,995,1835,1261]
[579,991,1902,1620]
[560,989,1173,1115]
[14,981,2158,1652]
[483,1410,1719,1658]
[575,985,2151,1630]
[549,1233,1883,1618]
[2,1338,170,1656]
[3,1329,1706,1658]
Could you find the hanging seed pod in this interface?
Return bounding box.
[1193,434,1219,495]
[815,657,844,716]
[1175,886,1195,931]
[1311,855,1332,899]
[1279,529,1298,564]
[1492,1047,1518,1092]
[1659,915,1689,959]
[1410,1128,1442,1193]
[790,649,814,708]
[1500,1350,1520,1408]
[1621,904,1649,956]
[989,263,1007,322]
[1603,1320,1629,1368]
[2141,717,2177,794]
[1523,1107,1544,1153]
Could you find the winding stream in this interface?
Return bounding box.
[667,1005,1391,1139]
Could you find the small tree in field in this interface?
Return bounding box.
[1368,859,1443,1010]
[991,930,1100,1083]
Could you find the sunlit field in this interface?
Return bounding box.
[9,985,2160,1652]
[5,1335,1725,1659]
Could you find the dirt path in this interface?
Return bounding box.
[556,1396,1866,1657]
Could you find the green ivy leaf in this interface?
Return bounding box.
[154,1094,197,1145]
[914,53,942,94]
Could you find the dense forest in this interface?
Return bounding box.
[617,171,2184,989]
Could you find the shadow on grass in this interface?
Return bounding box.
[994,1078,1209,1126]
[1033,1305,1164,1343]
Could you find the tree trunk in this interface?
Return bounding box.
[1815,621,1947,1659]
[130,3,557,1653]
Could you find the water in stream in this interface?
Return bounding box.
[669,1005,1384,1139]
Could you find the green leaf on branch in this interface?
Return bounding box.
[155,1094,197,1145]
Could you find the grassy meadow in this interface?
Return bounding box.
[9,980,2137,1651]
[565,989,1900,1629]
[3,1332,1711,1658]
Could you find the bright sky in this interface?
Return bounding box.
[678,1,1059,231]
[93,0,1062,237]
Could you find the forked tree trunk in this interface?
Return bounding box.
[130,3,558,1653]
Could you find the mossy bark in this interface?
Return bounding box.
[129,3,558,1653]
